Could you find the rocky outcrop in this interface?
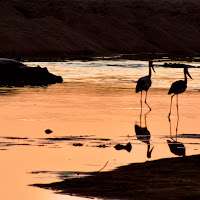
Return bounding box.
[163,63,196,68]
[0,59,63,86]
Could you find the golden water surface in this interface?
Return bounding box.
[0,60,199,200]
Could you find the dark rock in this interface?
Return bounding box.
[0,59,63,87]
[96,144,107,148]
[163,63,193,68]
[114,142,132,152]
[45,129,53,134]
[73,143,83,147]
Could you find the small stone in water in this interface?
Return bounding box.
[45,129,53,134]
[73,143,83,147]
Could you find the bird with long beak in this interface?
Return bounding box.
[136,61,155,111]
[168,66,192,118]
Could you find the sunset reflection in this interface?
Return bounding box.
[0,61,199,200]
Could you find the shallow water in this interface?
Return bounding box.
[0,60,200,200]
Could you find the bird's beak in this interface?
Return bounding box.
[151,66,156,73]
[186,69,193,79]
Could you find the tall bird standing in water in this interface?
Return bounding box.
[168,66,192,118]
[136,61,155,111]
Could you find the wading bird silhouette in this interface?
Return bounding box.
[135,109,154,158]
[168,66,192,118]
[167,117,185,157]
[136,61,155,111]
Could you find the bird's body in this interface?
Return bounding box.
[168,66,192,118]
[136,61,155,110]
[168,80,187,95]
[136,75,152,93]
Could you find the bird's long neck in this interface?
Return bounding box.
[149,65,152,77]
[184,69,187,84]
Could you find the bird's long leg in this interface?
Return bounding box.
[144,108,151,127]
[168,94,175,118]
[168,115,172,139]
[176,95,179,136]
[145,112,147,127]
[140,91,143,110]
[140,104,142,127]
[176,94,179,118]
[145,91,151,111]
[175,115,179,142]
[139,91,143,126]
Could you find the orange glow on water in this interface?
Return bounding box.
[0,61,199,199]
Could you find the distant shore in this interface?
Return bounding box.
[14,52,200,63]
[34,154,200,200]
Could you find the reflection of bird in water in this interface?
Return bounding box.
[136,61,155,111]
[167,139,185,157]
[135,110,154,158]
[168,66,192,118]
[135,125,154,158]
[167,117,185,157]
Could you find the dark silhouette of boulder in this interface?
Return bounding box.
[45,129,53,134]
[114,142,132,152]
[0,59,63,86]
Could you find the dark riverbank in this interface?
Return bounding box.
[1,0,200,60]
[34,154,200,200]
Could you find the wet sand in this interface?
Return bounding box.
[34,154,200,200]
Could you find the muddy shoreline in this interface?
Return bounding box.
[34,154,200,200]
